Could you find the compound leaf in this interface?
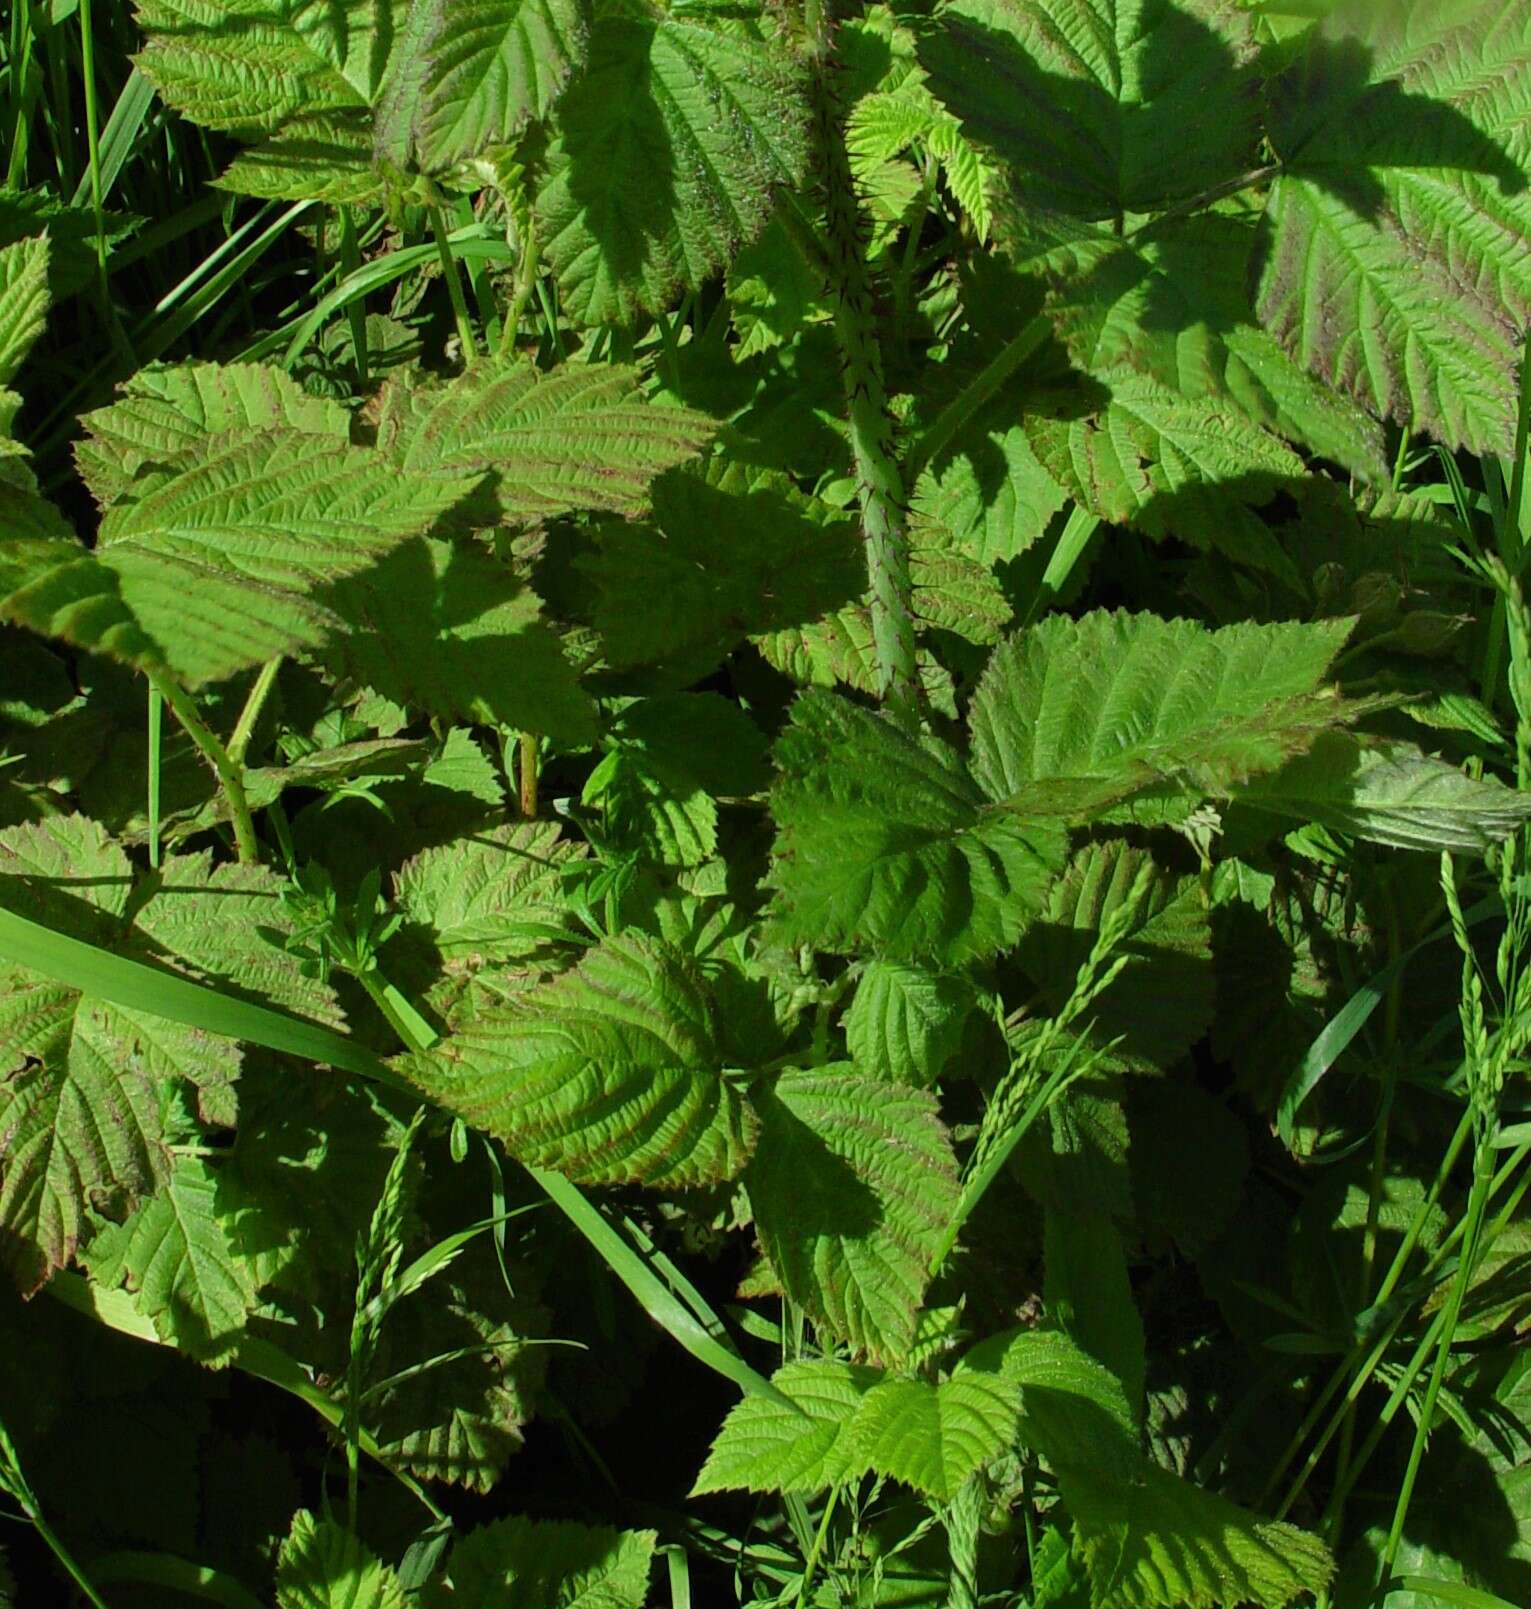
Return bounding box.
[2,432,473,687]
[843,960,973,1086]
[919,0,1259,223]
[393,819,586,977]
[326,537,596,742]
[1015,842,1212,1072]
[747,1067,961,1363]
[1234,732,1531,853]
[135,0,385,136]
[1025,371,1309,572]
[1045,217,1388,481]
[965,1330,1332,1608]
[75,360,351,510]
[0,235,48,389]
[583,463,864,680]
[0,819,340,1292]
[399,933,756,1188]
[215,111,384,203]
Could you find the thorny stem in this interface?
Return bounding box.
[150,670,260,864]
[804,6,918,714]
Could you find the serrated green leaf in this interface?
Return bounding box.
[768,690,1066,963]
[1044,216,1388,481]
[135,0,386,136]
[910,406,1065,567]
[393,819,585,985]
[847,80,996,241]
[423,728,504,808]
[399,933,756,1188]
[692,1358,881,1496]
[844,960,973,1085]
[75,360,351,509]
[912,541,1013,645]
[276,1509,407,1609]
[1026,370,1309,574]
[0,236,47,391]
[393,0,591,170]
[968,610,1358,822]
[1234,732,1531,853]
[960,1326,1137,1436]
[585,693,768,867]
[1255,0,1531,455]
[920,0,1259,223]
[534,6,810,324]
[326,537,595,742]
[747,1066,961,1363]
[849,1372,1022,1503]
[445,1516,655,1609]
[3,432,473,687]
[725,215,828,359]
[379,359,713,524]
[368,1269,548,1492]
[214,111,385,203]
[82,1154,256,1364]
[217,1063,403,1324]
[582,461,864,678]
[1064,1427,1334,1608]
[1045,1198,1145,1424]
[0,819,340,1291]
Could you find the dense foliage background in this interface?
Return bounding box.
[1,0,1531,1604]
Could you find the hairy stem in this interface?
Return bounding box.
[150,670,260,864]
[518,731,540,818]
[228,655,281,767]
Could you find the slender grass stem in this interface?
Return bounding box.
[795,1485,840,1609]
[1378,1145,1494,1582]
[338,205,369,386]
[146,683,162,869]
[429,201,478,364]
[0,1418,113,1609]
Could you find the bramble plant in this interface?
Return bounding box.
[1,0,1531,1603]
